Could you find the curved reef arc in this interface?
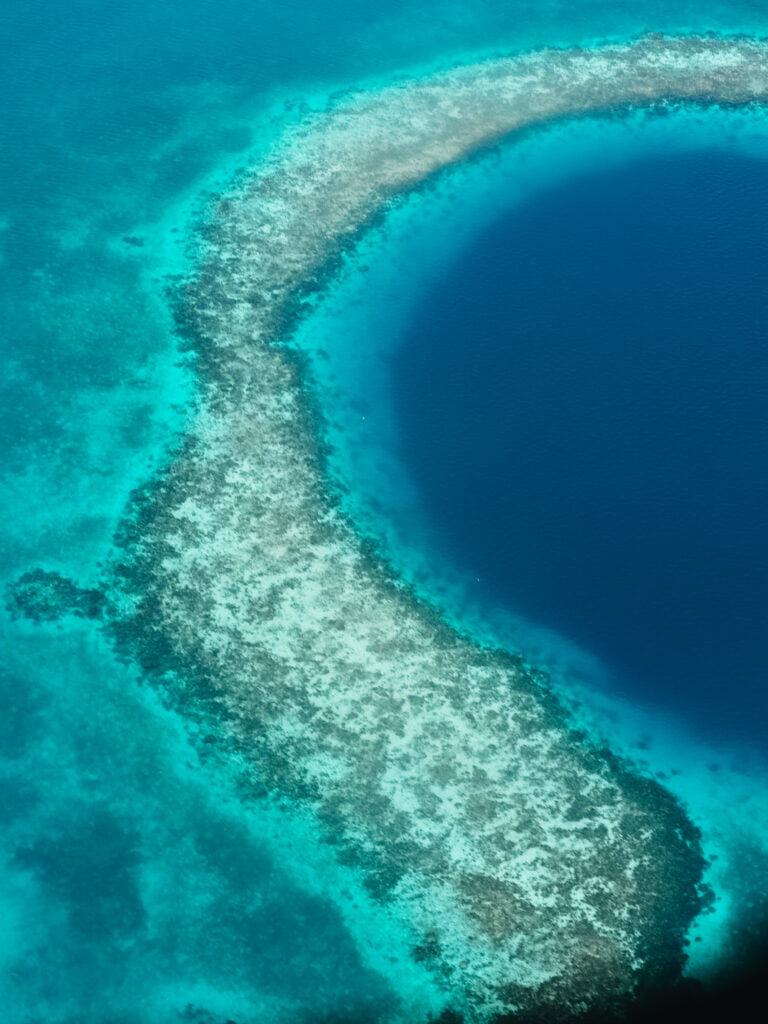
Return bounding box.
[113,35,768,1023]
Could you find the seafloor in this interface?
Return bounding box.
[12,32,768,1024]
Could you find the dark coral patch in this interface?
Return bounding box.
[6,568,106,623]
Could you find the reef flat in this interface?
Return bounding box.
[109,35,768,1023]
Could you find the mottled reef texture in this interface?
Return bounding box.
[103,35,768,1024]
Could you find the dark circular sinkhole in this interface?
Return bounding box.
[394,148,768,752]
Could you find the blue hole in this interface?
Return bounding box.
[395,148,768,753]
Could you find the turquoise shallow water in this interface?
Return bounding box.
[3,2,768,1021]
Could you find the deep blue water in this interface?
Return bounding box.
[395,149,768,752]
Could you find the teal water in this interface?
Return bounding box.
[3,2,768,1021]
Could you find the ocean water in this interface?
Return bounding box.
[3,1,768,1022]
